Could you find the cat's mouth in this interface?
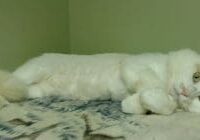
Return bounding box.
[172,84,200,99]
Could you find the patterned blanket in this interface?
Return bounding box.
[0,96,200,140]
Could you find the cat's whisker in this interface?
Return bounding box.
[189,91,200,99]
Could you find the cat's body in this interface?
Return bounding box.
[14,53,130,100]
[1,49,200,115]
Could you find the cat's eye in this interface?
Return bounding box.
[193,72,200,83]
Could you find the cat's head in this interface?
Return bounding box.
[168,49,200,112]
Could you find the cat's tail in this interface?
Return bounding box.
[0,70,28,102]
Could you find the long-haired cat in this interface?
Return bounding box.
[1,49,200,115]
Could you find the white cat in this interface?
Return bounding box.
[0,49,200,115]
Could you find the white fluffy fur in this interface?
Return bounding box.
[1,49,200,115]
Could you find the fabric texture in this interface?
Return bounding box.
[0,96,200,140]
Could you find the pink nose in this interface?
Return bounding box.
[180,85,189,97]
[181,92,189,97]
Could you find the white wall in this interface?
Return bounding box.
[69,0,200,54]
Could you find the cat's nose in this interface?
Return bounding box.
[179,84,197,97]
[180,86,189,97]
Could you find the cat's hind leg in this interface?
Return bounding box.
[0,70,28,102]
[28,85,44,98]
[0,96,9,109]
[140,88,177,115]
[121,93,147,114]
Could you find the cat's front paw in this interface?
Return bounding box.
[121,94,147,114]
[140,88,177,115]
[187,98,200,113]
